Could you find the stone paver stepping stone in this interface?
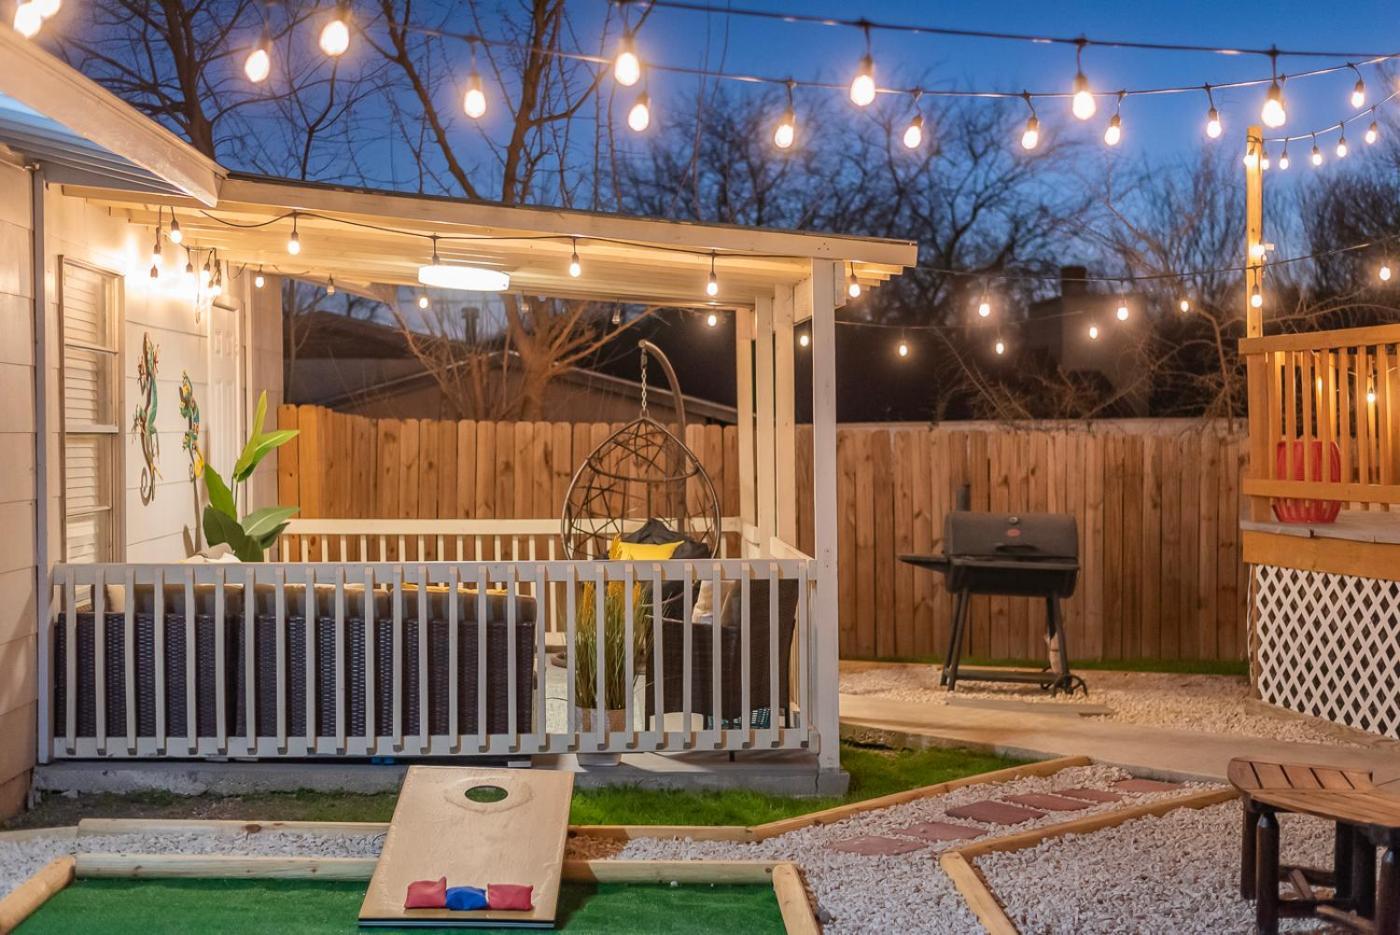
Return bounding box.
[895,821,987,843]
[828,835,927,856]
[1114,778,1184,794]
[1056,787,1125,804]
[945,800,1046,825]
[1002,793,1092,812]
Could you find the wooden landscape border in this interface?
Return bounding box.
[938,787,1239,935]
[0,853,818,934]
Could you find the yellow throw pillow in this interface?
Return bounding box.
[611,538,683,561]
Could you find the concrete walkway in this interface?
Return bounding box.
[840,693,1400,787]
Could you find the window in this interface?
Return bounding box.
[60,259,123,563]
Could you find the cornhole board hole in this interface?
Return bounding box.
[359,766,573,928]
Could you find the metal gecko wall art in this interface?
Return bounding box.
[132,333,161,503]
[178,371,203,479]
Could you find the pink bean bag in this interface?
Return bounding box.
[486,883,534,910]
[404,877,447,909]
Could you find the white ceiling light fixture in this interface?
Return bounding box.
[417,235,510,292]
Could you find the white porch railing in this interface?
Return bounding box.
[44,552,817,762]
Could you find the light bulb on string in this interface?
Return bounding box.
[1116,301,1129,322]
[1380,259,1392,282]
[324,276,336,297]
[994,339,1006,356]
[1366,118,1379,145]
[798,332,810,348]
[614,30,640,87]
[1336,129,1349,159]
[200,257,212,288]
[1250,284,1263,309]
[977,295,991,318]
[1019,94,1040,151]
[1088,324,1100,341]
[1349,65,1367,108]
[319,1,350,57]
[1278,144,1290,170]
[183,250,195,286]
[847,269,862,299]
[463,41,486,119]
[254,266,265,289]
[896,337,910,358]
[1260,149,1271,171]
[1261,57,1287,128]
[417,294,429,310]
[13,2,42,38]
[611,307,622,326]
[1367,389,1378,404]
[902,94,925,149]
[1310,136,1323,167]
[286,214,301,255]
[1203,85,1222,139]
[706,312,718,328]
[244,28,272,84]
[1243,150,1259,170]
[1178,297,1191,313]
[627,91,651,132]
[774,81,796,150]
[849,28,876,107]
[568,238,581,278]
[168,213,183,245]
[1104,111,1122,147]
[1070,41,1096,120]
[706,252,718,297]
[150,209,164,268]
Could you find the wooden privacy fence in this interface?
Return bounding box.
[278,406,1249,663]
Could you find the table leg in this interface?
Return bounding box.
[1256,809,1280,935]
[1241,802,1260,899]
[1335,823,1355,906]
[1355,831,1379,919]
[1377,846,1398,935]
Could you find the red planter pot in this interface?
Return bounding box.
[1271,439,1342,524]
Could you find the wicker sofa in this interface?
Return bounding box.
[53,582,538,747]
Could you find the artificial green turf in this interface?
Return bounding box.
[17,879,786,935]
[4,741,1024,830]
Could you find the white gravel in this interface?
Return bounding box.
[979,800,1339,934]
[614,765,1210,934]
[841,664,1383,748]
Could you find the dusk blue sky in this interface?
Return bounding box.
[614,0,1399,171]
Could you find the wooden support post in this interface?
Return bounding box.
[1245,125,1270,523]
[774,284,798,548]
[754,294,777,554]
[735,308,757,550]
[805,259,841,774]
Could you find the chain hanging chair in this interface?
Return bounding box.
[561,340,721,560]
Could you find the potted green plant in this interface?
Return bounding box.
[574,579,653,765]
[201,391,300,561]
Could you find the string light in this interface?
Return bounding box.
[627,91,652,132]
[1104,94,1124,146]
[1115,299,1129,321]
[1250,284,1263,308]
[1310,135,1323,166]
[1261,55,1286,128]
[994,338,1006,355]
[611,307,622,326]
[1366,117,1379,145]
[896,338,910,358]
[1070,41,1096,120]
[706,311,719,327]
[12,2,42,38]
[1260,148,1271,171]
[1204,85,1222,139]
[200,256,213,288]
[1019,94,1040,151]
[254,265,265,289]
[287,213,302,255]
[1379,259,1392,282]
[319,0,351,56]
[798,332,810,348]
[568,238,582,278]
[774,81,796,150]
[902,93,925,149]
[847,268,862,299]
[150,208,164,271]
[614,29,641,86]
[1349,64,1367,108]
[1088,324,1100,340]
[34,0,57,16]
[1178,297,1191,312]
[325,275,336,296]
[1278,143,1290,170]
[168,213,183,245]
[463,41,487,119]
[849,26,876,107]
[977,295,991,318]
[706,252,718,297]
[417,294,430,309]
[1367,389,1378,404]
[244,28,272,84]
[1335,128,1349,158]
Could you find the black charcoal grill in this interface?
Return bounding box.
[900,510,1086,695]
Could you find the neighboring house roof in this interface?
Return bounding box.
[290,311,737,423]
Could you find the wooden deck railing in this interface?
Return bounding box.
[42,553,816,761]
[1241,323,1400,515]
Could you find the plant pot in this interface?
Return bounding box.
[575,707,628,767]
[1272,439,1342,523]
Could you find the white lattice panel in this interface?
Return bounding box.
[1253,564,1400,739]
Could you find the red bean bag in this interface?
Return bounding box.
[404,877,447,909]
[487,883,533,910]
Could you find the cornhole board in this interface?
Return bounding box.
[359,766,574,928]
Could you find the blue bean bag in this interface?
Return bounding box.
[445,886,489,911]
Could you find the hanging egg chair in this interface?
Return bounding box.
[561,340,722,560]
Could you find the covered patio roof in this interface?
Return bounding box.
[62,174,916,310]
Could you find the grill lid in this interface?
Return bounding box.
[944,511,1078,561]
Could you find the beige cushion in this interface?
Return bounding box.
[691,580,736,624]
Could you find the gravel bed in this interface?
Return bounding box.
[614,765,1210,934]
[979,800,1339,934]
[841,664,1379,747]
